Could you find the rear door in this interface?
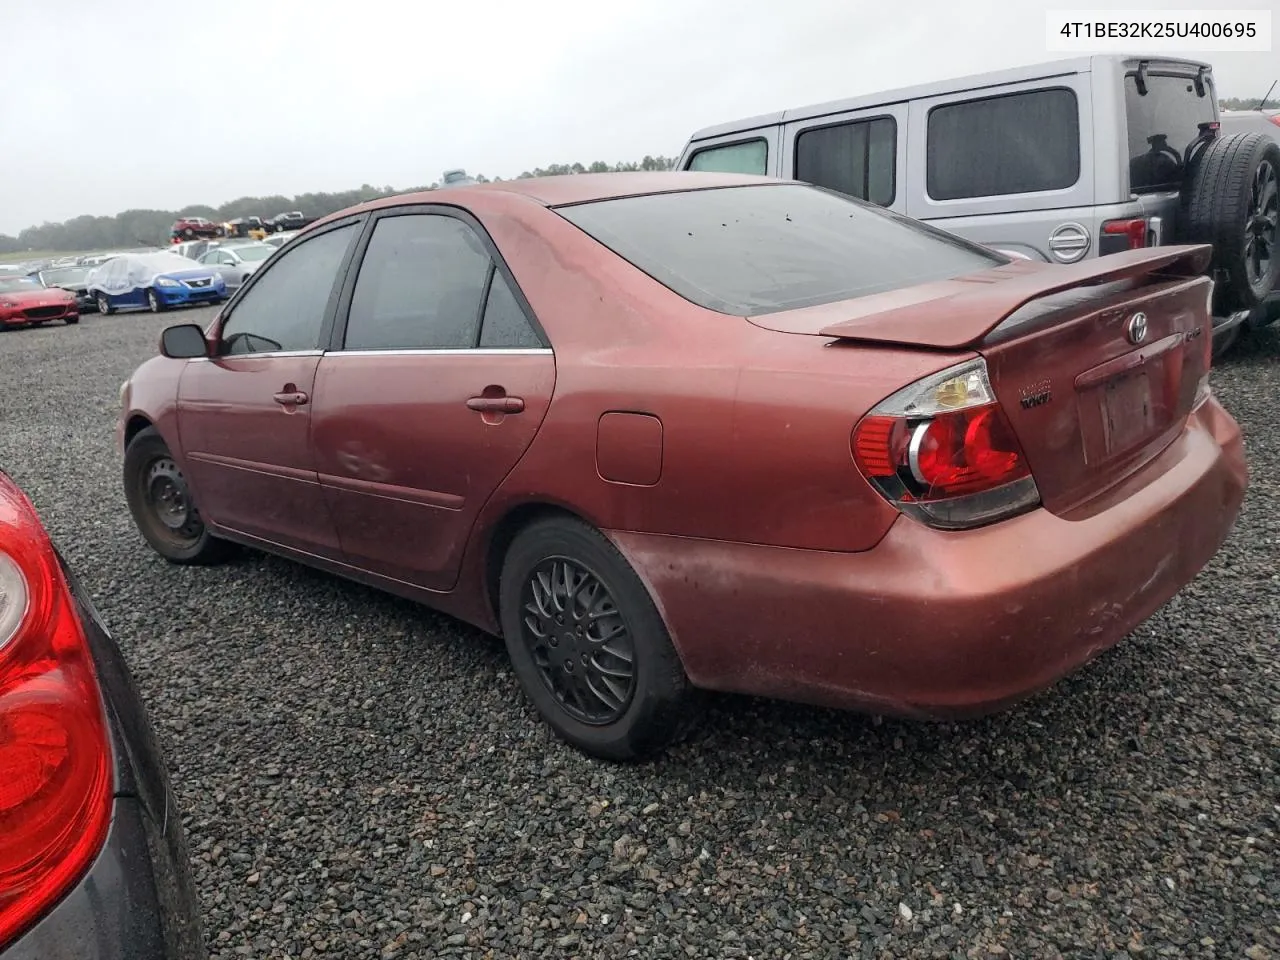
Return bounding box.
[177,218,362,555]
[311,207,555,592]
[781,103,907,214]
[905,73,1098,263]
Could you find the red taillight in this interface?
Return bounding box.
[1102,218,1150,251]
[851,359,1040,529]
[0,476,111,948]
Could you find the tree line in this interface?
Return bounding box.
[1220,96,1278,111]
[0,155,678,255]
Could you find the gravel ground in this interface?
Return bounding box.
[2,307,1278,959]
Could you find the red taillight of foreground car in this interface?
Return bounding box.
[852,358,1040,529]
[0,475,112,948]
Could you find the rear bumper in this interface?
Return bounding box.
[610,399,1246,717]
[1,798,204,960]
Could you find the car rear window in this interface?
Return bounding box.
[555,183,1005,315]
[1124,71,1216,193]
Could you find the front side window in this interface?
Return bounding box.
[686,139,768,175]
[795,116,896,205]
[557,183,1004,315]
[218,223,356,355]
[343,214,491,351]
[1124,72,1216,193]
[926,88,1081,200]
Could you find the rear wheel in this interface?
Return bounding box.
[1179,132,1280,312]
[499,516,697,761]
[124,427,233,565]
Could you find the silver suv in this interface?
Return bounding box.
[677,54,1279,354]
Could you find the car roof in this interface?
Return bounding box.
[320,172,779,226]
[686,53,1213,140]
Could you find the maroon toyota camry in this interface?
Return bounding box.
[117,173,1246,760]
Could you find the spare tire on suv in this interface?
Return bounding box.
[1178,131,1280,313]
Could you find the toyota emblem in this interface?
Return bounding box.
[1126,312,1148,345]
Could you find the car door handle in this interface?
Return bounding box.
[466,396,524,414]
[273,390,309,406]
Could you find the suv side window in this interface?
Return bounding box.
[343,214,491,351]
[795,117,896,205]
[926,88,1080,201]
[218,223,356,356]
[686,139,768,175]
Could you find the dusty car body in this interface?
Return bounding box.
[118,173,1247,759]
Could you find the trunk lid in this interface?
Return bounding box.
[766,245,1214,516]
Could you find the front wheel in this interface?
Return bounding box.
[499,516,697,761]
[123,427,233,565]
[64,315,80,325]
[146,289,166,313]
[96,294,114,315]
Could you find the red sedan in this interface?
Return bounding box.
[0,277,78,329]
[118,173,1247,760]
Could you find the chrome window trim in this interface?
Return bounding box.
[324,348,554,358]
[189,349,324,362]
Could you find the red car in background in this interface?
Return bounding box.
[118,173,1246,760]
[169,217,221,241]
[0,277,78,328]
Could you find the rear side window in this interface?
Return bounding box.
[686,139,768,175]
[926,88,1080,200]
[795,116,896,206]
[344,214,491,351]
[479,271,543,348]
[556,183,1005,316]
[1124,72,1216,193]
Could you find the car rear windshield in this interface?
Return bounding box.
[555,183,1005,315]
[1125,70,1216,193]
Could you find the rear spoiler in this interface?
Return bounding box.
[817,245,1213,349]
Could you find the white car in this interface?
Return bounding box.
[261,230,299,250]
[197,241,276,290]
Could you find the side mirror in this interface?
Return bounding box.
[160,323,210,359]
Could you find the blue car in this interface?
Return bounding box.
[87,252,227,314]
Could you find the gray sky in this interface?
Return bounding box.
[0,0,1274,235]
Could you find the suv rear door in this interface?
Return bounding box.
[905,72,1098,263]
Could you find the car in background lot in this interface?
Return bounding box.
[169,239,221,262]
[1220,107,1280,139]
[88,252,226,315]
[36,263,98,315]
[0,471,205,958]
[678,54,1280,351]
[196,241,275,291]
[118,173,1245,760]
[169,217,221,241]
[0,276,78,328]
[261,230,298,250]
[221,217,269,241]
[264,210,316,233]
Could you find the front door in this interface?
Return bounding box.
[177,219,362,556]
[310,209,556,592]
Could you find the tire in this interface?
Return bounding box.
[499,516,697,761]
[123,427,233,565]
[1179,132,1280,312]
[182,227,194,239]
[96,294,114,315]
[64,315,79,325]
[146,289,166,313]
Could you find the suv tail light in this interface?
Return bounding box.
[852,358,1041,529]
[0,476,111,948]
[1100,217,1152,254]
